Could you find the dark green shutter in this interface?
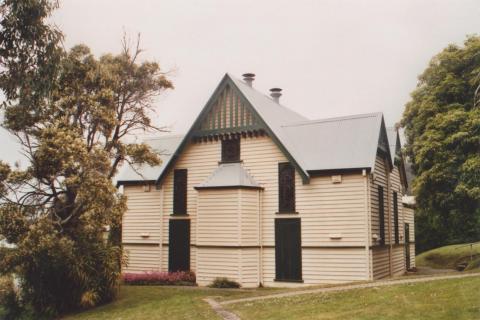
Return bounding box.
[221,138,240,162]
[393,192,399,244]
[168,219,190,272]
[404,223,410,269]
[173,169,187,215]
[378,186,385,245]
[278,163,295,212]
[275,218,302,281]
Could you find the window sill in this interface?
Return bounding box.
[218,160,243,164]
[274,278,304,283]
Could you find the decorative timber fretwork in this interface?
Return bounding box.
[192,84,265,141]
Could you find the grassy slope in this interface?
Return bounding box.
[416,243,480,269]
[229,276,480,320]
[62,286,275,320]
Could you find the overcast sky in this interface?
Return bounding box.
[1,0,480,165]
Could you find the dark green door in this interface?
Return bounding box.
[405,223,410,270]
[275,218,302,281]
[169,219,190,272]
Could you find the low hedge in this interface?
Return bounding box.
[123,271,196,286]
[208,277,241,288]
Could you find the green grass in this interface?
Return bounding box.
[416,243,480,270]
[62,286,272,320]
[228,276,480,320]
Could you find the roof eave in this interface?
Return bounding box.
[155,73,232,186]
[116,179,156,187]
[307,167,371,176]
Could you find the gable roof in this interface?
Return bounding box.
[386,127,400,164]
[386,127,409,190]
[116,135,183,185]
[118,73,394,186]
[281,112,389,173]
[194,163,262,190]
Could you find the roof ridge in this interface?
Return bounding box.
[227,73,309,121]
[282,112,383,127]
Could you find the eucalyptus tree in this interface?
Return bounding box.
[0,0,172,316]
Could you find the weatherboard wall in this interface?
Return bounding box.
[369,154,408,279]
[122,184,163,272]
[153,134,372,285]
[121,130,413,284]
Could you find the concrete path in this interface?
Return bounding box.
[220,272,480,306]
[204,297,241,320]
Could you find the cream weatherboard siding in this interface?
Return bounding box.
[369,154,409,279]
[156,135,372,285]
[122,184,163,273]
[195,188,261,287]
[123,244,161,273]
[121,134,414,285]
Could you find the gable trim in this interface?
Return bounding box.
[155,74,310,186]
[229,78,310,184]
[371,116,393,174]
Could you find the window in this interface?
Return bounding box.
[278,163,295,212]
[393,191,399,244]
[221,138,240,162]
[378,186,385,245]
[173,169,187,215]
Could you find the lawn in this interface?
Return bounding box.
[417,243,480,270]
[228,276,480,320]
[63,276,480,320]
[62,286,274,320]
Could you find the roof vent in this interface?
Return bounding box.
[270,88,282,103]
[242,73,255,87]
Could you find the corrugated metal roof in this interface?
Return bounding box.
[195,162,261,189]
[116,135,183,183]
[280,113,384,172]
[230,74,388,173]
[120,73,391,185]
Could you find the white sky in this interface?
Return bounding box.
[1,0,480,165]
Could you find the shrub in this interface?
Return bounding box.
[208,277,241,289]
[122,271,196,286]
[0,276,22,320]
[465,256,480,271]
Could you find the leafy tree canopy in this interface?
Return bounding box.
[402,35,480,252]
[0,0,172,317]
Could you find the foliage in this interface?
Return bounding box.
[0,276,23,320]
[464,256,480,271]
[416,243,480,270]
[208,277,241,289]
[0,0,173,317]
[122,271,196,286]
[402,35,480,252]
